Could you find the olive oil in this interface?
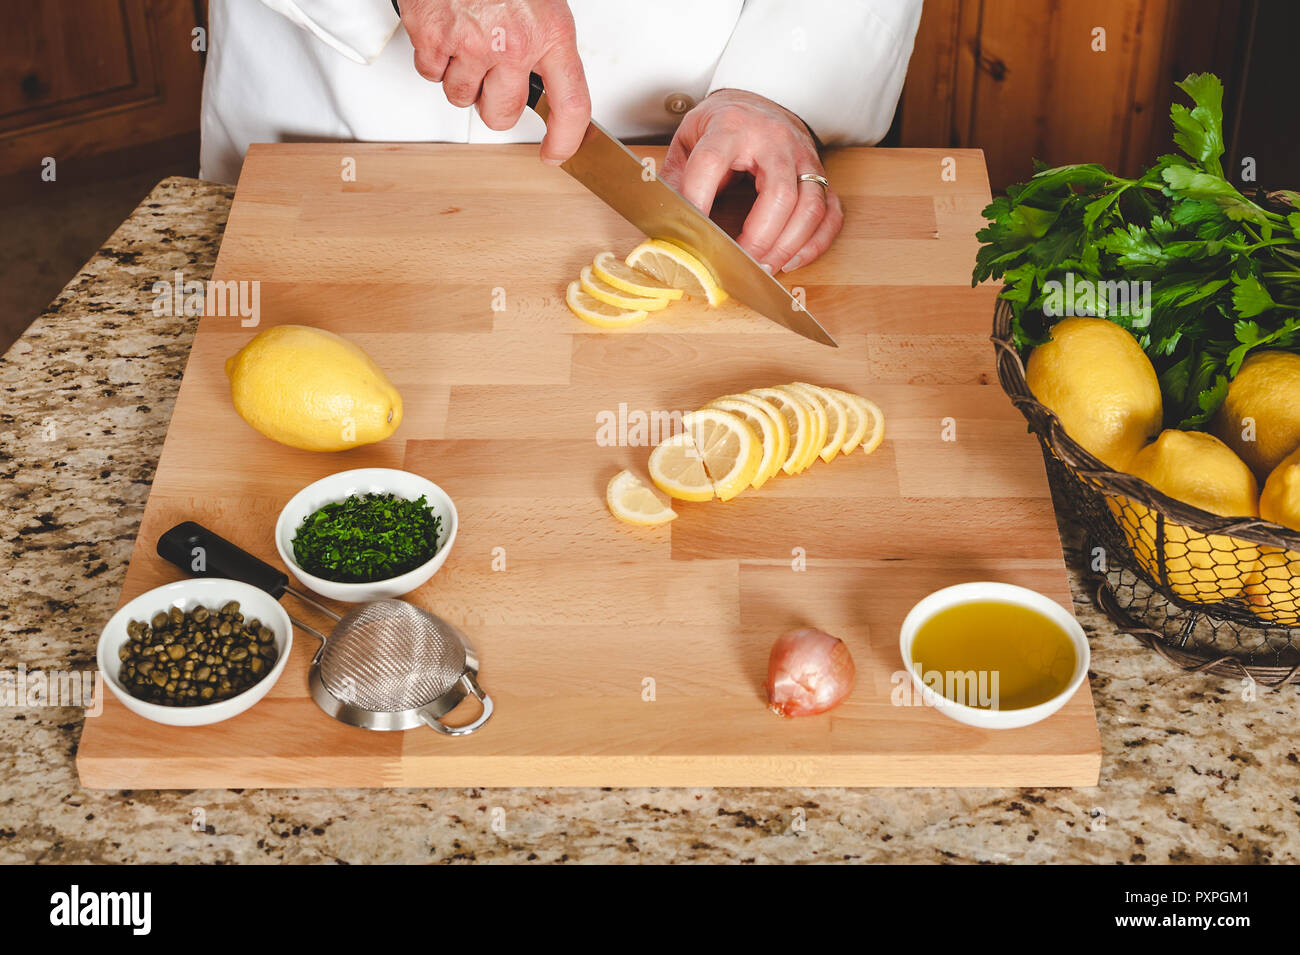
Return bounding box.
[910,600,1077,710]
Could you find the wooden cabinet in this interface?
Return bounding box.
[899,0,1247,192]
[0,0,204,182]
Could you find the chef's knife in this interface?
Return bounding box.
[389,0,835,345]
[524,74,837,347]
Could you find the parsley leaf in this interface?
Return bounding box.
[973,72,1300,429]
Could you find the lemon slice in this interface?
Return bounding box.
[579,265,670,312]
[592,252,683,301]
[825,387,868,454]
[709,392,790,485]
[791,382,849,463]
[748,386,813,475]
[626,239,729,306]
[705,397,781,489]
[606,469,678,525]
[829,389,885,454]
[772,384,827,471]
[683,409,762,501]
[648,431,714,501]
[565,281,649,329]
[724,392,791,481]
[855,395,885,454]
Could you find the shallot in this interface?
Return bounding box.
[765,627,856,717]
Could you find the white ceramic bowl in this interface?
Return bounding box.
[275,467,458,603]
[898,581,1090,730]
[97,578,292,727]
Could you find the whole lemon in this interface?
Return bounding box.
[1260,445,1300,530]
[224,325,402,452]
[1249,447,1300,626]
[1110,430,1259,603]
[1212,350,1300,481]
[1025,317,1162,470]
[1244,550,1300,627]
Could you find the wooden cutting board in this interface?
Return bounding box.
[76,143,1101,788]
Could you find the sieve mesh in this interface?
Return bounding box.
[318,599,468,712]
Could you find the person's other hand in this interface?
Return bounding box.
[661,89,844,273]
[400,0,591,164]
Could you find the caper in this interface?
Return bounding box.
[121,601,275,706]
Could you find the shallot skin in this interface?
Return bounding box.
[765,627,856,718]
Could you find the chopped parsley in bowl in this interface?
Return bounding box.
[291,492,442,584]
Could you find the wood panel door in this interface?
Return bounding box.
[0,0,205,181]
[900,0,1247,192]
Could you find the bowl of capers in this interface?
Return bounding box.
[96,578,293,726]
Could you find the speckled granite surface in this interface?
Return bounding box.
[0,177,1296,864]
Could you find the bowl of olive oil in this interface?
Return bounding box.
[899,582,1089,729]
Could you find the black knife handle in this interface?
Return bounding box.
[157,521,289,599]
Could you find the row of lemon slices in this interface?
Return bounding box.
[565,240,728,328]
[607,383,884,525]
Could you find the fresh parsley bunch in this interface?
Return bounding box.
[973,73,1300,427]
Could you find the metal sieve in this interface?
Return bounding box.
[157,522,493,735]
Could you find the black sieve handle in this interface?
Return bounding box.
[157,521,289,599]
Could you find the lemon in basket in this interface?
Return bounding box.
[1212,351,1300,481]
[1109,430,1260,603]
[1244,550,1300,627]
[1025,317,1162,470]
[1243,448,1300,627]
[1260,446,1300,530]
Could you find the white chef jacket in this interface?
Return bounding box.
[200,0,922,184]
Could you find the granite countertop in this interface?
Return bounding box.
[0,176,1295,864]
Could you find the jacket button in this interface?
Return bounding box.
[664,93,696,115]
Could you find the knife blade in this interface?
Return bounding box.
[527,75,837,347]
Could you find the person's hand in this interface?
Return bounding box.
[399,0,591,164]
[661,89,844,273]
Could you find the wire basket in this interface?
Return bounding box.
[992,298,1300,686]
